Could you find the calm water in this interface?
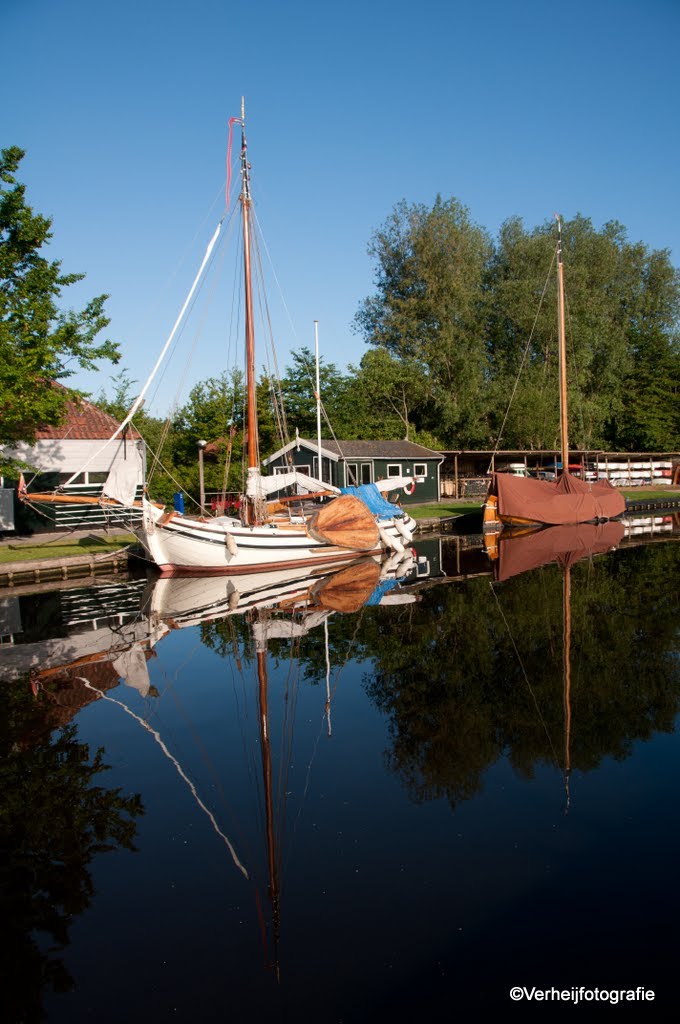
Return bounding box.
[2,527,679,1020]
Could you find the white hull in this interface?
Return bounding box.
[135,497,416,575]
[144,550,416,626]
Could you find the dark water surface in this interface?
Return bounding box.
[2,530,679,1020]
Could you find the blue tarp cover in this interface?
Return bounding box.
[340,484,403,520]
[365,577,401,605]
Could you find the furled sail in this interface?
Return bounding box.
[102,445,145,506]
[247,470,340,498]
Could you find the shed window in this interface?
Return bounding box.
[361,463,372,485]
[414,463,427,478]
[386,464,402,478]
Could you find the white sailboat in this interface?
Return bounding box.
[21,102,416,575]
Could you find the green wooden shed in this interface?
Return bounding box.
[262,437,443,505]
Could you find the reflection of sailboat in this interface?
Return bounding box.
[20,102,417,572]
[24,553,416,976]
[484,218,626,532]
[11,554,416,977]
[487,520,625,583]
[101,552,413,974]
[18,551,415,691]
[487,521,625,811]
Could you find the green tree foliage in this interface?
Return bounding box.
[356,198,679,452]
[615,247,680,450]
[0,147,120,451]
[278,347,355,441]
[169,370,245,505]
[355,197,494,447]
[345,348,432,442]
[487,215,680,451]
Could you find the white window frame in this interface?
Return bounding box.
[386,463,402,478]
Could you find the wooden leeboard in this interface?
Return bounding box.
[312,558,381,613]
[307,495,379,551]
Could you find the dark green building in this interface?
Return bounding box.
[262,438,443,505]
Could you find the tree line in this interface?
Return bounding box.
[2,147,678,499]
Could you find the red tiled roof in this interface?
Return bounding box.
[35,388,140,440]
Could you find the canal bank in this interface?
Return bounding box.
[1,490,679,587]
[0,529,140,589]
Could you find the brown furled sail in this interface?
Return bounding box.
[489,471,626,528]
[307,495,380,551]
[312,557,382,613]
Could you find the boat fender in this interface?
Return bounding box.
[378,522,405,554]
[225,532,238,556]
[394,517,413,542]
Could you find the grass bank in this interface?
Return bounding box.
[0,533,137,564]
[407,501,481,519]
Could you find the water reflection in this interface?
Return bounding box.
[1,519,679,1018]
[0,681,144,1022]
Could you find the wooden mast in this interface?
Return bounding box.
[240,99,261,523]
[556,216,569,475]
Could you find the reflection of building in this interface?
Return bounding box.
[0,580,152,729]
[263,438,443,504]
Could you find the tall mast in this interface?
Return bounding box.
[556,216,569,474]
[314,321,323,483]
[240,99,259,474]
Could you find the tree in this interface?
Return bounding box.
[486,215,680,452]
[345,348,433,442]
[278,347,354,440]
[354,196,494,447]
[614,247,680,450]
[0,147,120,452]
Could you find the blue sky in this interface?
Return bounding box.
[4,0,679,416]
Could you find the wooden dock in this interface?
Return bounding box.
[0,547,134,590]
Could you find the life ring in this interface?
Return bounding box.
[403,480,416,496]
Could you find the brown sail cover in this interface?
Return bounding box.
[491,471,626,526]
[494,520,626,582]
[312,557,382,612]
[308,494,380,550]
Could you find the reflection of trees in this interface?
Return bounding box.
[364,542,680,808]
[195,543,680,813]
[0,681,144,1023]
